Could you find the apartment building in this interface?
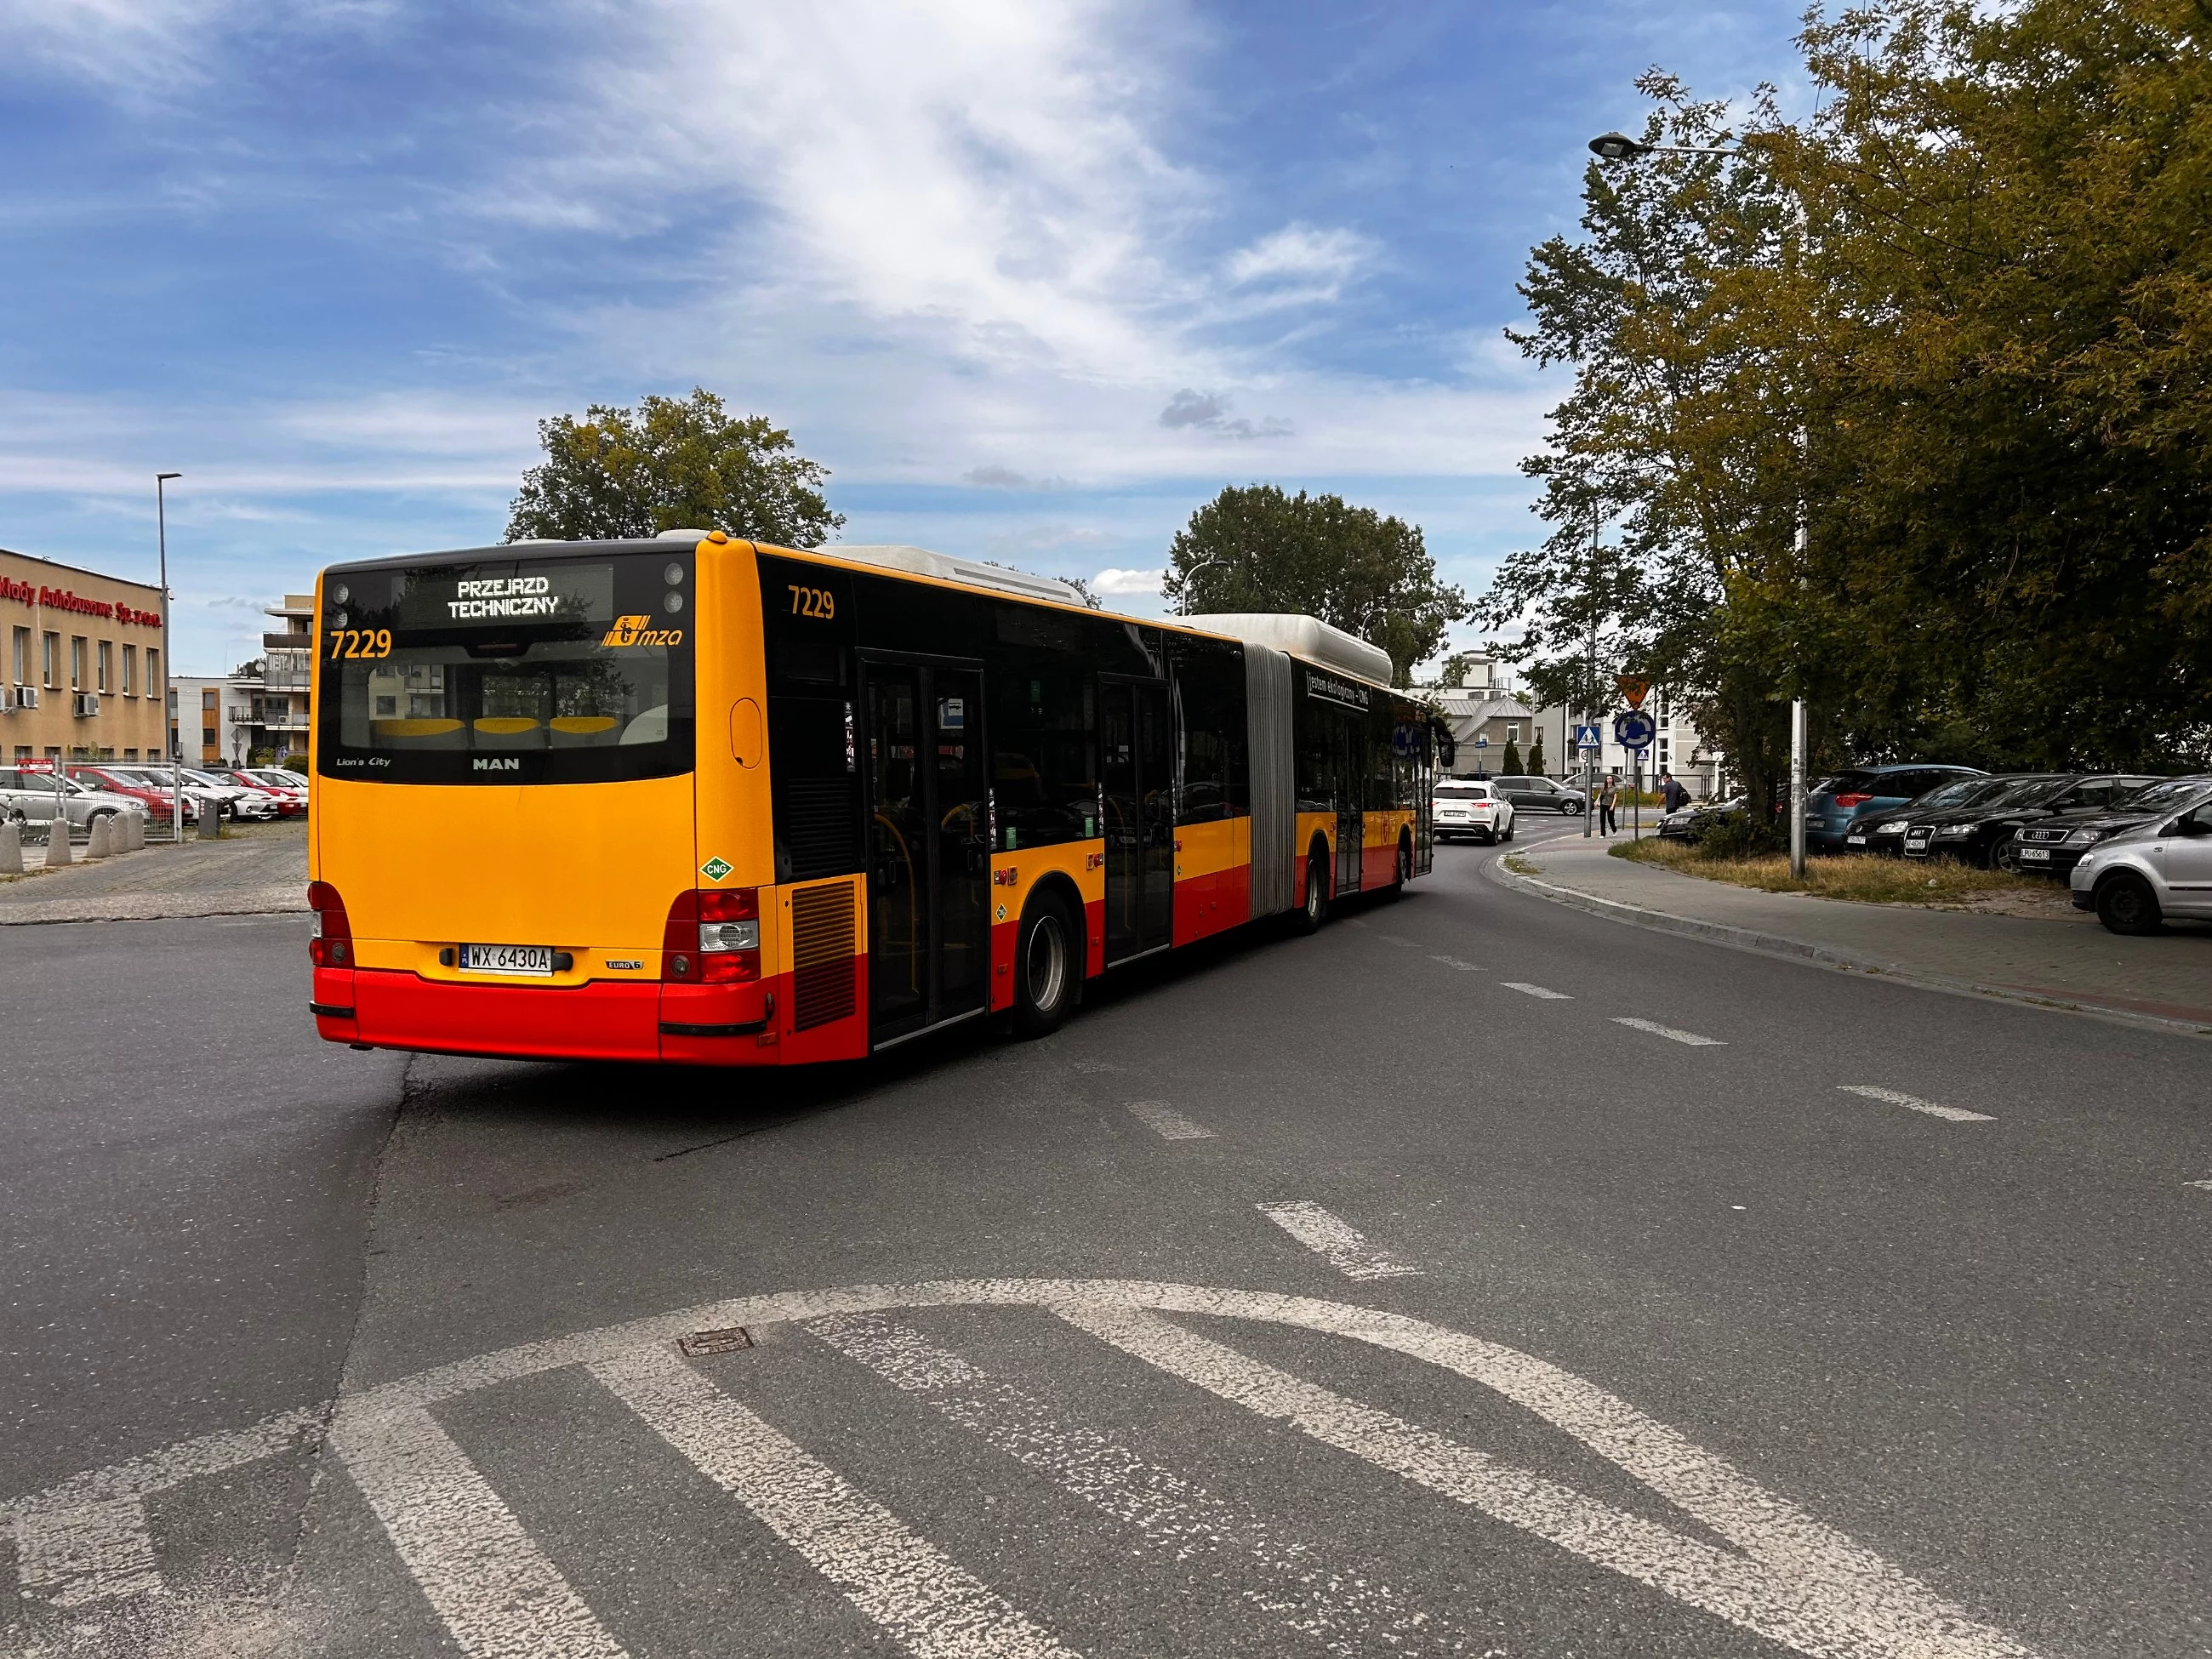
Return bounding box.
[166,595,316,767]
[1,545,168,763]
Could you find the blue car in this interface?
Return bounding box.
[1802,763,1985,853]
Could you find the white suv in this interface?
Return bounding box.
[2069,793,2212,933]
[1432,780,1514,845]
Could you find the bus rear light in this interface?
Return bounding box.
[664,888,761,983]
[308,881,352,967]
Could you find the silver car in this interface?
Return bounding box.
[2068,791,2212,933]
[0,768,144,835]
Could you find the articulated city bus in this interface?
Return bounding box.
[307,534,1438,1065]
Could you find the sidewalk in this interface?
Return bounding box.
[0,821,307,925]
[1497,834,2212,1031]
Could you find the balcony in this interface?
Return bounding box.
[262,631,312,653]
[261,668,311,691]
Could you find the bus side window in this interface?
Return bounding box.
[1172,637,1245,823]
[987,648,1097,848]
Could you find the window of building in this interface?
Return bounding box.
[124,748,138,761]
[201,687,217,711]
[148,650,161,703]
[71,636,86,691]
[43,631,59,687]
[98,641,112,693]
[123,644,135,696]
[202,725,217,750]
[10,627,26,685]
[13,746,28,762]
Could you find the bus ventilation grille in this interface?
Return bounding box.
[780,778,862,880]
[790,881,858,1030]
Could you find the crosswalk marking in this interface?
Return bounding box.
[1429,955,1483,971]
[590,1344,1077,1659]
[1256,1200,1422,1280]
[1838,1085,1994,1123]
[1501,981,1572,1000]
[1125,1101,1216,1141]
[807,1314,1462,1657]
[1054,1303,2033,1659]
[1613,1017,1725,1046]
[331,1396,627,1659]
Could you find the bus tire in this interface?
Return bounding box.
[1383,834,1412,897]
[1292,842,1329,935]
[1012,890,1078,1037]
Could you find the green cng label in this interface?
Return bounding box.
[699,857,733,882]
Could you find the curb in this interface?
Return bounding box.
[1483,851,2212,1041]
[0,891,307,926]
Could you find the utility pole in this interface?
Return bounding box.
[1584,516,1598,838]
[157,472,182,841]
[1788,514,1808,879]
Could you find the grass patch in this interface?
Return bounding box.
[1609,835,2055,906]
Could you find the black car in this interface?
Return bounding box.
[1841,773,2030,856]
[1491,775,1587,815]
[1999,774,2212,879]
[1799,763,1984,853]
[1901,773,2161,868]
[1658,795,1744,841]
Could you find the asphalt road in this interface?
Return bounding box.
[5,820,2209,1659]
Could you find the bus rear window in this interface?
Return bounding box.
[317,552,694,784]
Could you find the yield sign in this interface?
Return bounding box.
[1615,675,1653,710]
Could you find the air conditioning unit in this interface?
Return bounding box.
[73,691,100,717]
[12,686,38,711]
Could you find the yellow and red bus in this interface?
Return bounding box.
[307,534,1439,1065]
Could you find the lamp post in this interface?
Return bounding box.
[1587,129,1809,875]
[157,472,181,841]
[1175,557,1227,617]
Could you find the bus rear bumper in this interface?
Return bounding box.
[337,967,666,1063]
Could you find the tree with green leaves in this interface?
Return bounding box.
[1500,738,1522,777]
[1164,485,1467,686]
[1527,731,1547,778]
[506,388,843,548]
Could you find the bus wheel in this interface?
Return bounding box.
[1383,836,1412,897]
[1292,845,1329,934]
[1012,892,1077,1037]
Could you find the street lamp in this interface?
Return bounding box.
[157,472,182,841]
[1586,131,1810,875]
[1175,557,1227,617]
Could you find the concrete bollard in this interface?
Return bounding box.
[118,809,138,852]
[197,801,221,841]
[131,808,147,851]
[86,815,111,860]
[0,819,19,876]
[45,815,72,867]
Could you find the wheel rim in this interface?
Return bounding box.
[2108,886,2144,925]
[1024,915,1067,1010]
[1308,863,1325,918]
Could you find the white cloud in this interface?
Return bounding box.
[1092,567,1164,596]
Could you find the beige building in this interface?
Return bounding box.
[1,546,168,764]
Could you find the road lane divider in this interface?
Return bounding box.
[1428,955,1483,971]
[807,1314,1466,1658]
[1837,1085,1993,1123]
[1256,1201,1422,1281]
[1126,1102,1217,1141]
[1613,1018,1725,1047]
[1501,982,1572,1001]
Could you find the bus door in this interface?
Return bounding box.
[1335,712,1364,898]
[1102,678,1173,961]
[862,658,990,1044]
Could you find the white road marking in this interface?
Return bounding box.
[3,1405,322,1609]
[1838,1085,1993,1123]
[1429,955,1483,971]
[1501,982,1572,1000]
[590,1343,1075,1659]
[330,1396,627,1659]
[1613,1017,1725,1046]
[2189,1179,2212,1192]
[1256,1201,1422,1280]
[16,1280,2044,1659]
[1055,1302,2033,1659]
[1126,1101,1216,1141]
[808,1314,1461,1657]
[1377,933,1420,947]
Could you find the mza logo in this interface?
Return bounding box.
[473,757,521,772]
[601,614,684,648]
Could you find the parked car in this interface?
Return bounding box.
[180,767,284,821]
[123,765,240,823]
[204,767,308,817]
[2000,775,2212,880]
[2071,795,2212,932]
[1491,775,1586,815]
[67,764,187,825]
[1901,773,2159,868]
[1432,779,1514,844]
[0,768,144,835]
[1842,774,2025,855]
[1799,763,1984,853]
[1658,795,1744,841]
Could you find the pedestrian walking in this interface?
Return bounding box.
[1659,769,1690,814]
[1598,772,1619,836]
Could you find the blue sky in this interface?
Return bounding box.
[2,0,1805,676]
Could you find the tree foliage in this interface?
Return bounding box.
[1500,738,1523,776]
[506,388,843,548]
[1164,485,1467,686]
[1486,0,2212,813]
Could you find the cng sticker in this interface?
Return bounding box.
[699,856,733,882]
